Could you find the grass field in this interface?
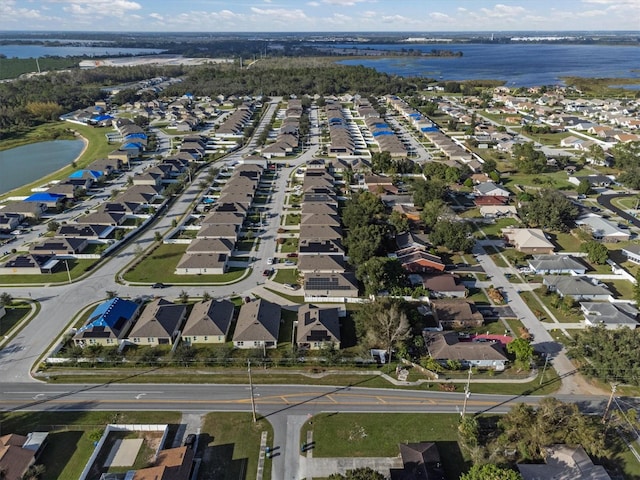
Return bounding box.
[301,413,468,479]
[200,413,272,480]
[1,122,115,201]
[0,57,83,80]
[0,411,180,480]
[0,258,98,285]
[123,243,248,284]
[272,268,299,285]
[502,170,576,191]
[0,305,31,337]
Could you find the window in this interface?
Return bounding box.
[237,341,244,346]
[147,338,153,343]
[204,336,208,341]
[134,338,139,343]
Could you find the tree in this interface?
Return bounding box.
[47,220,60,233]
[154,231,162,242]
[576,179,591,196]
[342,191,385,230]
[179,290,189,304]
[356,257,406,296]
[388,210,409,234]
[460,464,522,480]
[519,189,578,232]
[411,178,447,207]
[581,240,608,264]
[506,338,534,370]
[354,298,410,362]
[512,142,547,174]
[635,270,640,306]
[0,292,13,307]
[328,468,385,480]
[202,292,212,302]
[429,220,474,253]
[481,158,497,174]
[420,199,450,228]
[345,224,386,266]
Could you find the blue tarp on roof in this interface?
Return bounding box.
[122,142,143,149]
[77,297,139,334]
[409,113,421,119]
[24,193,65,203]
[372,131,394,137]
[125,132,147,139]
[372,122,389,129]
[421,126,439,132]
[69,170,102,179]
[92,114,113,121]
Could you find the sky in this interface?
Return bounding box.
[1,0,638,32]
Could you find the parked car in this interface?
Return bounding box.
[262,269,273,277]
[286,253,298,258]
[151,283,167,289]
[266,257,274,265]
[284,283,300,291]
[184,434,196,448]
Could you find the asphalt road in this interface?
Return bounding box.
[598,193,640,228]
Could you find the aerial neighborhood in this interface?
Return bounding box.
[1,53,640,480]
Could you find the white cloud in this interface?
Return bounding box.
[149,12,163,20]
[250,6,309,22]
[307,1,320,6]
[479,4,527,19]
[0,0,53,22]
[429,12,453,22]
[47,0,142,18]
[322,0,368,6]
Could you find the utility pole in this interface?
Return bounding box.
[539,353,549,386]
[461,365,473,418]
[602,384,617,425]
[65,259,72,285]
[248,360,257,423]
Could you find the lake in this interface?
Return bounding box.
[333,43,640,86]
[0,140,85,195]
[0,44,165,59]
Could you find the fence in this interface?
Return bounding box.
[78,424,169,480]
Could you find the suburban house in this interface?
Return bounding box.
[473,181,511,197]
[181,299,235,344]
[503,228,555,254]
[57,224,111,239]
[580,302,638,329]
[425,332,508,370]
[23,192,66,209]
[0,213,22,233]
[390,442,445,480]
[393,247,446,273]
[175,252,229,275]
[131,446,194,480]
[622,244,640,265]
[29,237,88,256]
[430,300,484,329]
[297,255,346,274]
[1,201,47,220]
[303,272,359,299]
[517,445,611,480]
[575,214,631,242]
[527,255,587,275]
[127,298,187,346]
[479,205,518,218]
[233,299,281,349]
[296,304,341,350]
[73,297,141,346]
[568,174,614,188]
[0,254,58,275]
[0,432,49,480]
[543,276,612,301]
[413,273,467,298]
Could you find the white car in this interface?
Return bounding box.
[266,257,274,265]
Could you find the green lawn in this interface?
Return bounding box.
[477,217,520,238]
[547,231,583,252]
[0,411,180,480]
[279,238,299,253]
[1,122,114,201]
[520,290,583,324]
[611,196,640,211]
[0,305,31,336]
[603,279,635,300]
[285,214,301,226]
[0,258,98,285]
[301,413,468,480]
[467,288,490,305]
[200,413,273,480]
[272,268,299,285]
[123,243,248,284]
[502,171,575,191]
[519,131,573,146]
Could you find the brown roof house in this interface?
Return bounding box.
[390,442,445,480]
[0,432,48,480]
[127,298,187,346]
[415,273,467,298]
[426,332,508,370]
[233,299,281,349]
[303,272,359,299]
[430,299,484,329]
[132,446,194,480]
[182,299,235,344]
[296,304,341,350]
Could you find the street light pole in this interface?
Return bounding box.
[248,360,257,423]
[539,353,549,386]
[461,365,473,418]
[65,259,72,285]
